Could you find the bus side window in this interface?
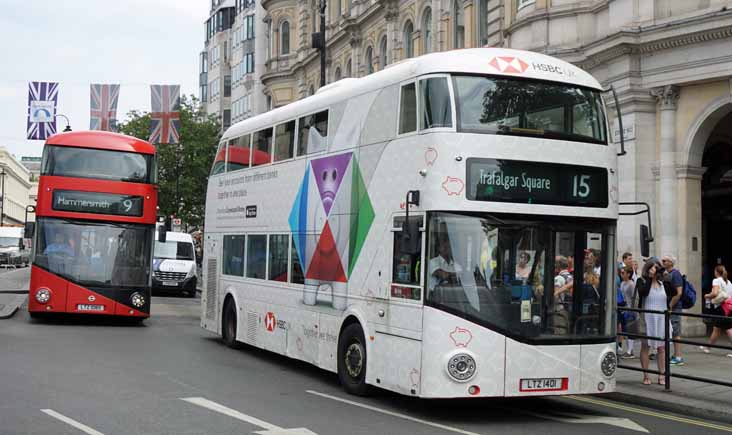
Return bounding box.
[419,77,452,130]
[399,83,417,134]
[297,110,328,156]
[274,120,296,162]
[392,216,423,289]
[246,235,267,279]
[290,233,305,284]
[223,235,246,277]
[227,134,252,172]
[252,128,273,167]
[268,234,289,282]
[211,141,227,175]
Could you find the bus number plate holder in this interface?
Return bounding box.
[77,304,105,311]
[519,378,567,392]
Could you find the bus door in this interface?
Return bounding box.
[370,214,424,395]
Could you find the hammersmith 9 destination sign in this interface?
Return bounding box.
[466,158,608,208]
[52,190,144,217]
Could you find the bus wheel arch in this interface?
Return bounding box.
[337,316,370,396]
[221,293,242,349]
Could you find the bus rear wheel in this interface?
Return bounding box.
[338,323,369,396]
[222,299,241,349]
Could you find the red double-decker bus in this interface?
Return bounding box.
[28,131,158,320]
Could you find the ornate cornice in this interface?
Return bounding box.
[639,25,732,53]
[650,85,680,110]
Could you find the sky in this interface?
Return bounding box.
[0,0,210,158]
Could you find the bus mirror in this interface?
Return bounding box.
[24,222,35,239]
[640,225,651,258]
[401,219,421,255]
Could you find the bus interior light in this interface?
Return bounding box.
[35,288,51,304]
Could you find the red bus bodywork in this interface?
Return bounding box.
[28,131,157,318]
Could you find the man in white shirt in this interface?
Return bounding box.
[428,236,462,291]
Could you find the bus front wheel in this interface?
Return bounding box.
[222,299,241,349]
[338,323,369,396]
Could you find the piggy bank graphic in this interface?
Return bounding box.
[449,327,473,348]
[442,176,465,196]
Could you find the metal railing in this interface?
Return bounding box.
[617,306,732,391]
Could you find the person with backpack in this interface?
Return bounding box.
[699,265,732,354]
[661,255,685,366]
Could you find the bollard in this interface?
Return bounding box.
[664,308,671,391]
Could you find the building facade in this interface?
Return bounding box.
[200,0,268,130]
[20,156,40,212]
[0,148,32,226]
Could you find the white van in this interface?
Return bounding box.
[0,227,30,268]
[153,231,197,297]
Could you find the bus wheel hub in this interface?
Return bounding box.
[345,343,363,378]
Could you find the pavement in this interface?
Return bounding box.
[611,341,732,423]
[0,267,30,318]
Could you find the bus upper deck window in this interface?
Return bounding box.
[274,120,296,162]
[419,77,452,130]
[227,134,252,172]
[252,128,273,167]
[297,110,328,156]
[399,83,417,134]
[211,141,227,175]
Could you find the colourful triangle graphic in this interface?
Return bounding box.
[311,153,352,216]
[348,158,374,276]
[288,166,310,269]
[305,221,347,283]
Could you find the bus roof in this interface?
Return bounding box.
[46,131,156,155]
[222,47,603,142]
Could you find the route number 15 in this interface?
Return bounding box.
[572,175,591,198]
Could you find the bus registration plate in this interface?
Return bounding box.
[519,378,567,392]
[77,304,104,311]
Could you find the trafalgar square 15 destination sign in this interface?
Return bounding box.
[466,158,608,208]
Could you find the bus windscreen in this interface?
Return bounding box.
[41,145,154,183]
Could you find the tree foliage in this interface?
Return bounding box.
[118,95,220,229]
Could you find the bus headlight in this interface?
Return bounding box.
[601,351,617,378]
[130,292,145,308]
[447,353,477,382]
[35,288,51,304]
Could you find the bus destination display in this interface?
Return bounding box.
[466,158,608,207]
[52,190,144,217]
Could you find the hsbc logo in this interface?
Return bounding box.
[264,312,276,332]
[489,56,529,74]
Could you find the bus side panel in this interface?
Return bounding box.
[200,232,221,334]
[420,306,506,398]
[580,343,615,394]
[317,312,341,373]
[369,332,423,395]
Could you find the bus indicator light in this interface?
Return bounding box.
[35,288,51,304]
[468,385,480,395]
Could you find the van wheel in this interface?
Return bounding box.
[222,299,241,349]
[338,323,370,396]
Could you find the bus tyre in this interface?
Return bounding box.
[222,299,242,349]
[338,323,370,396]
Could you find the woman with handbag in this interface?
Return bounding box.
[699,265,732,354]
[636,259,675,385]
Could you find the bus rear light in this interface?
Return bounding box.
[45,306,52,311]
[130,292,145,308]
[468,385,480,395]
[35,288,51,304]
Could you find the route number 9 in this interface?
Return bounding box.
[122,199,133,212]
[572,175,591,198]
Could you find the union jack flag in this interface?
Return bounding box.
[26,81,59,140]
[90,84,120,131]
[149,84,181,144]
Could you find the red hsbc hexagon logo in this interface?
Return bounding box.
[264,312,276,332]
[488,56,529,74]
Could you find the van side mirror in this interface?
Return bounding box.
[24,222,35,239]
[640,224,651,258]
[158,230,167,243]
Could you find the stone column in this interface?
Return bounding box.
[650,85,680,258]
[384,3,399,63]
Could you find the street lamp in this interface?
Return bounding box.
[0,166,5,227]
[55,114,72,132]
[312,0,327,87]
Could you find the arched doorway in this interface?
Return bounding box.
[702,110,732,284]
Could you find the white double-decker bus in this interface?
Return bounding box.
[202,47,619,398]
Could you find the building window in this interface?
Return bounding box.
[224,75,231,97]
[281,21,290,55]
[223,109,231,129]
[517,0,535,10]
[200,84,208,103]
[200,51,208,73]
[365,46,373,74]
[403,20,414,59]
[478,0,488,46]
[380,35,388,69]
[246,15,255,39]
[245,53,254,73]
[334,67,342,81]
[423,8,432,54]
[454,0,465,49]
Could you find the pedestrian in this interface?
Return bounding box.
[661,255,685,366]
[619,265,637,358]
[636,259,675,385]
[699,265,732,354]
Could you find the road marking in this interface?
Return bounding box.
[181,397,317,435]
[565,395,732,432]
[41,409,105,435]
[306,390,483,435]
[522,409,648,433]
